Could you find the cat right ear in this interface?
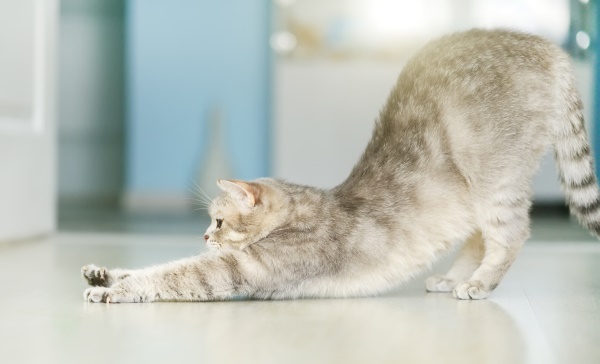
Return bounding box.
[217,179,261,208]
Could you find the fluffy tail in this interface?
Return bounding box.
[554,83,600,237]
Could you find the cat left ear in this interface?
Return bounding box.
[217,179,261,208]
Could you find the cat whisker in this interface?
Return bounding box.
[187,189,212,206]
[188,198,210,207]
[186,179,214,205]
[192,180,214,203]
[189,189,211,201]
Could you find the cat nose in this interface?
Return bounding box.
[204,235,209,241]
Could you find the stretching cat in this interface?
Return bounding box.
[82,29,599,302]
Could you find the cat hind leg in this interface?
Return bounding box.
[453,192,531,300]
[426,231,484,292]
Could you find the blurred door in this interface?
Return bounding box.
[0,0,56,242]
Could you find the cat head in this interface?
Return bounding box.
[204,178,289,250]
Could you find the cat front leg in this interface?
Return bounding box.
[83,252,259,303]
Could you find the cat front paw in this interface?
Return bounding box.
[452,280,490,300]
[84,286,112,303]
[425,274,457,292]
[81,264,110,287]
[83,286,143,303]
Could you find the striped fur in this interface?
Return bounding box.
[82,29,598,303]
[554,85,600,236]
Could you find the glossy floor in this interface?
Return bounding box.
[0,232,599,364]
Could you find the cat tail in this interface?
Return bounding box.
[554,82,600,238]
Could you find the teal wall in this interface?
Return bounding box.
[126,0,271,196]
[590,2,600,175]
[59,0,125,206]
[595,1,600,177]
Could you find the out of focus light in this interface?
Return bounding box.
[576,31,591,50]
[270,31,297,53]
[275,0,296,6]
[276,0,571,58]
[365,0,426,36]
[579,0,589,4]
[359,0,452,48]
[472,0,569,45]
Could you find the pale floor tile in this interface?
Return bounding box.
[0,233,599,364]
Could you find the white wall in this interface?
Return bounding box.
[274,59,594,203]
[0,0,56,241]
[274,59,399,189]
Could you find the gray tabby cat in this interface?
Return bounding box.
[82,29,599,303]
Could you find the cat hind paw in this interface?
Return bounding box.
[425,274,457,292]
[452,280,491,300]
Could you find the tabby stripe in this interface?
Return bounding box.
[561,173,596,189]
[588,221,600,235]
[166,279,183,298]
[245,245,268,269]
[559,159,595,184]
[487,210,527,228]
[564,143,591,161]
[220,255,244,291]
[493,195,529,208]
[572,197,600,215]
[194,268,213,300]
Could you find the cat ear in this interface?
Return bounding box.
[217,179,261,208]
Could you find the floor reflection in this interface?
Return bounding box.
[72,291,526,364]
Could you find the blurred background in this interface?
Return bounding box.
[1,0,599,240]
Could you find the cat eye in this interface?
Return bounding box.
[216,219,223,229]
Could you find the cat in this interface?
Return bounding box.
[82,29,599,303]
